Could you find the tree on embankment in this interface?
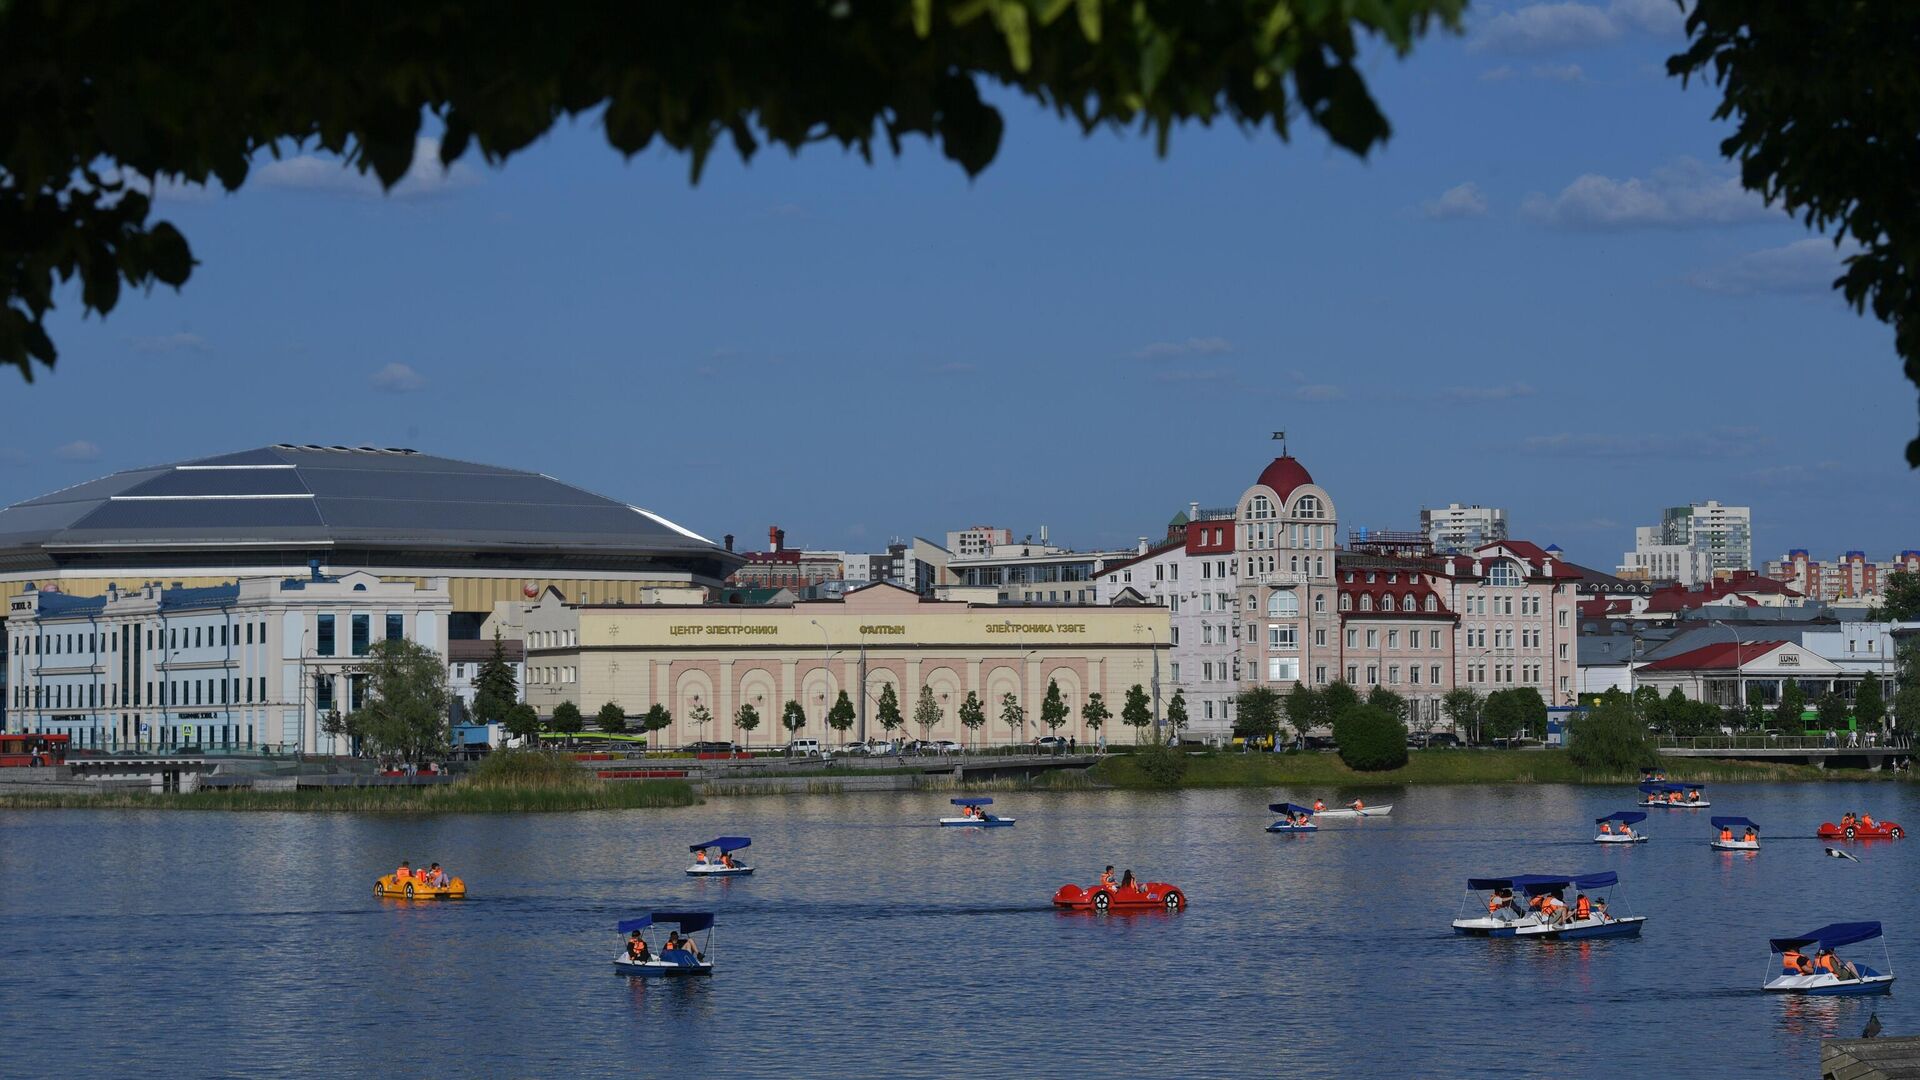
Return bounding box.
[1567,688,1654,771]
[1332,704,1408,771]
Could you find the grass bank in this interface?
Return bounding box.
[1089,749,1898,789]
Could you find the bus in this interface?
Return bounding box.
[0,732,70,767]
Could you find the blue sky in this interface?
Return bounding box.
[17,1,1917,570]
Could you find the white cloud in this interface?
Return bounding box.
[1423,182,1490,220]
[1521,157,1775,230]
[1471,0,1687,54]
[1522,426,1768,459]
[370,362,428,393]
[1444,382,1536,402]
[256,136,480,199]
[1293,384,1345,402]
[1685,238,1855,296]
[54,440,102,463]
[130,331,207,354]
[1532,63,1587,82]
[1132,337,1233,361]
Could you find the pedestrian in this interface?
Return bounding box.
[1069,735,1076,755]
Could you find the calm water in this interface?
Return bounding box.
[3,781,1915,1078]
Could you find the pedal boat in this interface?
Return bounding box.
[612,911,715,977]
[686,836,754,876]
[1709,816,1761,852]
[940,796,1014,827]
[1052,879,1186,913]
[1312,802,1392,819]
[1639,782,1709,808]
[1266,803,1318,833]
[374,872,466,899]
[1817,819,1905,841]
[1594,811,1648,843]
[1765,922,1894,996]
[1452,872,1645,940]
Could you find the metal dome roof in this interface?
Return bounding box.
[1255,455,1315,500]
[0,445,733,570]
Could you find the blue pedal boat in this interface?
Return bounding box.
[1266,803,1319,833]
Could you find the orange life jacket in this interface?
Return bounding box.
[1313,801,1325,812]
[1528,895,1545,911]
[1720,829,1733,841]
[1099,872,1117,890]
[1488,897,1505,913]
[695,850,708,863]
[1599,822,1611,833]
[1781,949,1802,974]
[1816,954,1837,973]
[1575,897,1591,919]
[1863,815,1876,828]
[395,866,411,880]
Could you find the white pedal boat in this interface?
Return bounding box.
[1313,803,1391,818]
[1765,923,1894,996]
[1640,782,1709,808]
[614,911,714,977]
[1453,872,1645,941]
[1594,811,1648,843]
[686,835,754,876]
[1709,816,1759,851]
[940,796,1014,827]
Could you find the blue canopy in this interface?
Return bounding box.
[1596,811,1647,825]
[1711,816,1759,830]
[1639,767,1664,777]
[618,911,717,933]
[1639,781,1698,794]
[1468,872,1618,894]
[1770,922,1883,953]
[688,836,750,854]
[950,797,993,807]
[1270,803,1316,815]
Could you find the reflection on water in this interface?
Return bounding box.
[0,781,1912,1078]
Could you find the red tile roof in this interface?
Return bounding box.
[1641,640,1789,671]
[1255,455,1314,500]
[1578,598,1635,618]
[1641,572,1801,614]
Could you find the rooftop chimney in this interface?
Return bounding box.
[1139,537,1150,555]
[724,533,735,552]
[768,525,782,553]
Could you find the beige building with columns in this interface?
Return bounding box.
[519,582,1171,748]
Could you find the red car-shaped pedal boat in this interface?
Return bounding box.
[1818,820,1905,841]
[1052,880,1186,913]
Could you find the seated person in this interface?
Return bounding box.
[1743,827,1758,843]
[1487,889,1516,918]
[626,931,651,962]
[1840,813,1855,829]
[693,848,709,865]
[394,860,413,881]
[719,851,736,869]
[1540,895,1569,926]
[1619,822,1635,838]
[1572,894,1592,922]
[1099,866,1118,890]
[1780,948,1807,975]
[1118,869,1138,892]
[425,863,449,887]
[1719,826,1734,843]
[1591,898,1611,923]
[1862,813,1877,830]
[1598,821,1612,834]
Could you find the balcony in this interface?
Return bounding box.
[1251,571,1310,586]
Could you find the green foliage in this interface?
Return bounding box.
[1365,684,1405,720]
[1741,699,1768,732]
[1121,683,1153,742]
[827,690,856,735]
[1893,644,1920,737]
[640,703,673,737]
[1442,688,1483,741]
[1134,743,1188,786]
[1567,689,1654,771]
[998,691,1026,742]
[1163,687,1187,736]
[470,629,520,725]
[1816,690,1851,732]
[1482,688,1543,742]
[1079,691,1110,732]
[733,703,761,747]
[342,639,451,765]
[468,748,581,788]
[687,701,712,736]
[1322,680,1361,719]
[1331,704,1408,771]
[1041,679,1070,734]
[1855,676,1886,732]
[914,685,941,739]
[1284,683,1322,740]
[875,682,903,735]
[0,2,1465,382]
[595,701,626,734]
[958,691,987,740]
[1671,6,1920,464]
[1233,686,1281,742]
[1871,570,1920,620]
[550,700,584,735]
[1776,681,1807,731]
[781,699,807,736]
[504,703,541,744]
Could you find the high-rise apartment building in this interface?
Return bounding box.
[1420,503,1508,553]
[1658,501,1752,573]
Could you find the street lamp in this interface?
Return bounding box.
[1134,622,1162,745]
[1711,620,1746,710]
[809,618,833,740]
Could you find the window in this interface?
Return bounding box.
[386,613,404,641]
[1269,625,1297,650]
[1267,590,1299,617]
[1366,665,1378,685]
[1425,595,1437,612]
[1202,593,1213,612]
[1388,665,1400,684]
[1202,624,1213,645]
[1169,627,1180,646]
[1339,594,1352,612]
[1346,665,1358,683]
[1314,629,1326,647]
[1559,643,1569,660]
[1486,561,1523,587]
[1381,594,1397,613]
[1558,609,1568,628]
[1388,630,1400,649]
[349,673,369,711]
[1365,629,1377,649]
[1430,630,1442,649]
[1408,630,1420,650]
[1313,593,1326,613]
[1267,657,1299,682]
[316,615,335,656]
[1359,594,1373,611]
[1315,666,1328,684]
[1409,666,1420,685]
[1170,663,1180,682]
[1249,495,1275,520]
[1345,629,1357,648]
[1405,593,1418,612]
[351,614,370,656]
[1293,495,1324,519]
[1431,665,1442,684]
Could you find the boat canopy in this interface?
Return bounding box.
[618,911,717,933]
[1711,816,1759,830]
[1596,811,1647,825]
[1639,767,1664,777]
[689,836,751,854]
[1769,922,1883,953]
[1639,782,1698,794]
[1270,803,1316,815]
[1468,872,1619,894]
[950,797,993,807]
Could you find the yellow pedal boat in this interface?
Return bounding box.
[374,873,467,900]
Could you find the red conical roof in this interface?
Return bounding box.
[1256,455,1314,500]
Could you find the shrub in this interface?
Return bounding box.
[1566,691,1654,771]
[1134,743,1188,785]
[1332,704,1408,771]
[467,749,587,788]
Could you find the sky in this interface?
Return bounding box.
[15,1,1919,571]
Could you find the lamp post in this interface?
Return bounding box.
[1134,622,1162,745]
[809,618,833,743]
[1712,620,1746,710]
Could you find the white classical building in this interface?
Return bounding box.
[5,570,449,753]
[1235,455,1341,702]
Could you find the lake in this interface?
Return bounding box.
[2,780,1914,1078]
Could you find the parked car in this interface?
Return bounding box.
[1424,732,1462,749]
[1034,735,1070,753]
[685,740,742,755]
[862,739,899,756]
[934,739,962,753]
[786,738,822,757]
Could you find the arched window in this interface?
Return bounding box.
[1293,494,1324,519]
[1359,594,1373,611]
[1424,595,1438,612]
[1267,590,1299,617]
[1487,560,1523,587]
[1289,555,1299,573]
[1381,594,1396,612]
[1248,495,1275,521]
[1313,593,1327,614]
[1405,593,1419,611]
[1339,594,1352,612]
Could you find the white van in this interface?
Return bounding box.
[786,738,822,756]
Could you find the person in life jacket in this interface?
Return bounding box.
[1862,812,1877,829]
[1313,799,1326,813]
[1688,789,1700,802]
[1743,827,1758,843]
[720,851,736,869]
[1815,950,1838,975]
[1840,813,1855,830]
[1350,799,1365,812]
[1592,898,1611,923]
[1099,866,1118,891]
[394,861,412,881]
[1573,894,1592,921]
[1599,820,1612,834]
[626,931,650,962]
[1619,821,1635,838]
[1487,888,1515,917]
[694,848,709,865]
[1719,826,1734,842]
[426,863,448,887]
[1539,894,1568,926]
[1780,948,1806,975]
